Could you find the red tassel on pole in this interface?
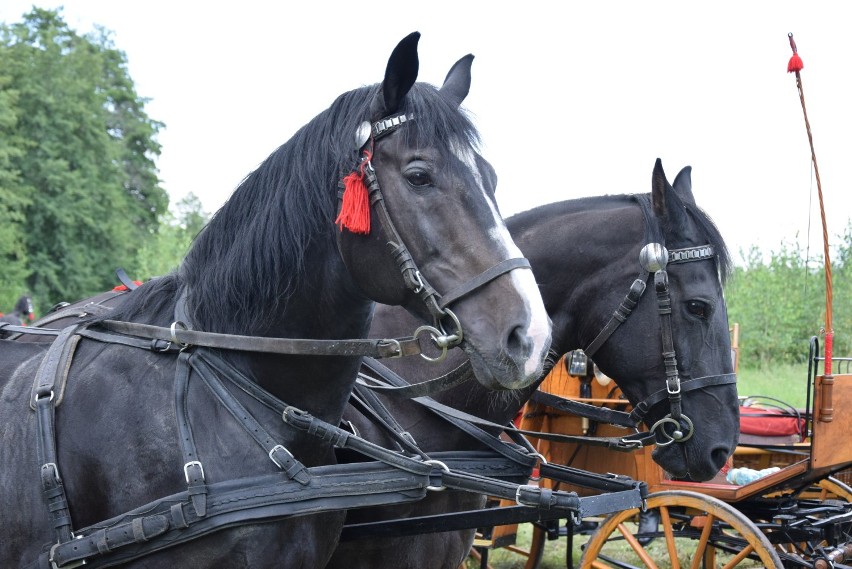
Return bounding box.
[787,33,804,73]
[335,150,373,234]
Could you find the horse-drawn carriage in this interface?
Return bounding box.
[0,29,834,569]
[471,330,852,568]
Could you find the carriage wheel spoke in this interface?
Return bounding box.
[618,522,660,569]
[591,561,616,569]
[659,506,681,569]
[720,543,754,569]
[689,514,715,569]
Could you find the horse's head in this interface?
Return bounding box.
[577,160,739,481]
[336,33,551,390]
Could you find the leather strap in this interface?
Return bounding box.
[190,354,311,485]
[628,373,738,424]
[529,390,638,429]
[174,351,209,517]
[48,462,432,568]
[438,257,531,309]
[99,319,423,359]
[357,357,474,398]
[32,325,80,545]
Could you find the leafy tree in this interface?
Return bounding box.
[726,230,852,367]
[133,193,209,282]
[0,8,167,311]
[0,61,30,310]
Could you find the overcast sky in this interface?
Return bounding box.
[2,2,849,264]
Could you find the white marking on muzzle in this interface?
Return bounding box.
[453,143,551,377]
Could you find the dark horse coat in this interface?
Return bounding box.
[0,33,550,569]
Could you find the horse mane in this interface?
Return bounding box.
[108,82,481,333]
[509,192,732,284]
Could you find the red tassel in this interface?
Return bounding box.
[787,53,804,73]
[787,33,804,73]
[335,151,372,234]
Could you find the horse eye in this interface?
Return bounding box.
[405,170,433,188]
[686,300,709,319]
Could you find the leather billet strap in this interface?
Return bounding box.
[31,325,80,546]
[98,319,423,359]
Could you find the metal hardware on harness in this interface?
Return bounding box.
[183,461,204,483]
[425,459,451,491]
[650,414,695,446]
[169,320,190,348]
[268,444,295,468]
[668,245,715,264]
[639,243,669,272]
[372,113,413,139]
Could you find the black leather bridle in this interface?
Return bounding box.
[582,194,737,446]
[338,113,532,362]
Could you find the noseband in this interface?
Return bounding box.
[338,114,531,361]
[583,195,736,446]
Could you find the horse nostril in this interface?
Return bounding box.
[711,446,732,471]
[504,324,532,362]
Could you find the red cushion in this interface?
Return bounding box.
[740,407,804,437]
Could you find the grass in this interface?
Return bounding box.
[736,362,812,410]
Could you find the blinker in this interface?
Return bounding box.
[639,243,669,272]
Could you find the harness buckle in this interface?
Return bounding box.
[666,377,682,395]
[50,539,87,569]
[269,444,294,469]
[183,461,204,483]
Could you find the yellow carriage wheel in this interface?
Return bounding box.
[579,491,783,568]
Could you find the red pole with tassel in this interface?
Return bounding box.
[787,32,834,421]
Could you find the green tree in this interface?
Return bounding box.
[726,242,826,365]
[133,193,209,281]
[0,61,30,310]
[0,8,167,311]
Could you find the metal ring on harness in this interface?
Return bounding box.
[424,459,451,491]
[650,414,695,447]
[170,321,190,349]
[413,323,461,363]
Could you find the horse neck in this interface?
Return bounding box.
[510,198,646,356]
[181,223,375,423]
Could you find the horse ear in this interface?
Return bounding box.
[671,166,697,206]
[651,158,671,218]
[439,54,474,108]
[371,32,420,118]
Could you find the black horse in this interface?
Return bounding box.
[328,159,740,569]
[0,33,551,569]
[0,294,34,325]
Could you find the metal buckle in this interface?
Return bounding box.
[183,460,204,483]
[269,444,294,469]
[50,537,86,569]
